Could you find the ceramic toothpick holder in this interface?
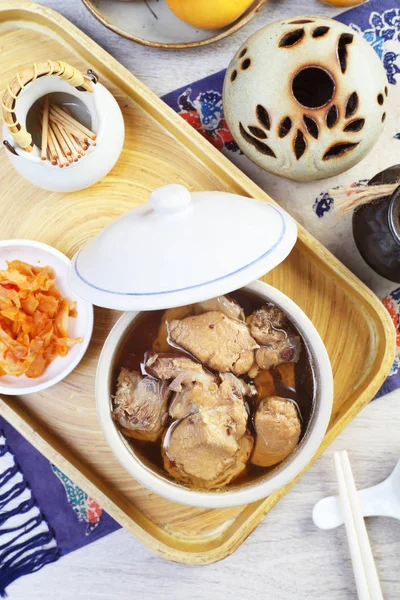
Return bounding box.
[223,17,389,182]
[2,60,124,192]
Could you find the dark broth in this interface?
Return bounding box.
[113,289,316,491]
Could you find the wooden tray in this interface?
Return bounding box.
[0,1,395,565]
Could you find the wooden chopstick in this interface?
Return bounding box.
[334,453,370,600]
[334,451,383,600]
[340,452,384,600]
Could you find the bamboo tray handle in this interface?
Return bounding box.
[1,60,94,153]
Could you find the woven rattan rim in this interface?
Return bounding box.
[1,60,93,152]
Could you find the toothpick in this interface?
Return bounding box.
[47,146,57,166]
[47,124,58,165]
[75,136,88,151]
[50,104,89,142]
[49,107,89,143]
[58,124,79,161]
[49,123,68,167]
[52,121,71,157]
[51,104,96,140]
[66,129,85,156]
[40,96,49,161]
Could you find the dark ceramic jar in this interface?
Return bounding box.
[353,165,400,283]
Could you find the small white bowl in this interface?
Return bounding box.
[0,240,93,395]
[96,280,333,509]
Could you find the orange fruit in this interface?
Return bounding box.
[166,0,255,30]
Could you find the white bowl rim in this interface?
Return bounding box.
[96,280,333,508]
[0,239,94,395]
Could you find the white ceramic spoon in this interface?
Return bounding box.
[313,460,400,529]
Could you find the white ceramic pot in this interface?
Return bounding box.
[67,184,333,508]
[96,280,332,508]
[3,73,124,192]
[223,16,388,182]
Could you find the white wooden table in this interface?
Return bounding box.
[10,1,400,598]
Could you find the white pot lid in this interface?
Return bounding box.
[68,184,297,311]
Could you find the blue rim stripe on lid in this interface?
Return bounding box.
[74,206,286,296]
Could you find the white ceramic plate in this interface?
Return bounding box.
[81,0,266,48]
[0,240,93,395]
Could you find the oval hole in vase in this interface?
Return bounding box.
[292,67,335,109]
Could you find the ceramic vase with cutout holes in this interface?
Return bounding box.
[2,70,124,192]
[223,17,389,182]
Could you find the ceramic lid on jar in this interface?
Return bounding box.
[68,184,297,311]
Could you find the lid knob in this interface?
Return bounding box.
[149,184,192,214]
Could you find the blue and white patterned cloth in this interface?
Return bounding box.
[0,420,119,596]
[1,0,399,595]
[163,0,400,397]
[0,434,59,592]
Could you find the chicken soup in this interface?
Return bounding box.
[112,289,316,491]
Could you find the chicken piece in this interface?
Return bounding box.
[169,379,219,420]
[153,297,244,354]
[169,371,250,436]
[193,295,245,321]
[169,381,248,439]
[153,305,194,353]
[248,305,288,345]
[255,336,300,370]
[112,368,171,442]
[248,361,261,379]
[166,373,251,487]
[145,352,204,380]
[145,351,252,429]
[168,311,258,375]
[145,352,219,419]
[251,396,301,467]
[162,407,254,489]
[219,372,257,399]
[247,305,301,371]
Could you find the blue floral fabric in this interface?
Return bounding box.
[351,7,400,83]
